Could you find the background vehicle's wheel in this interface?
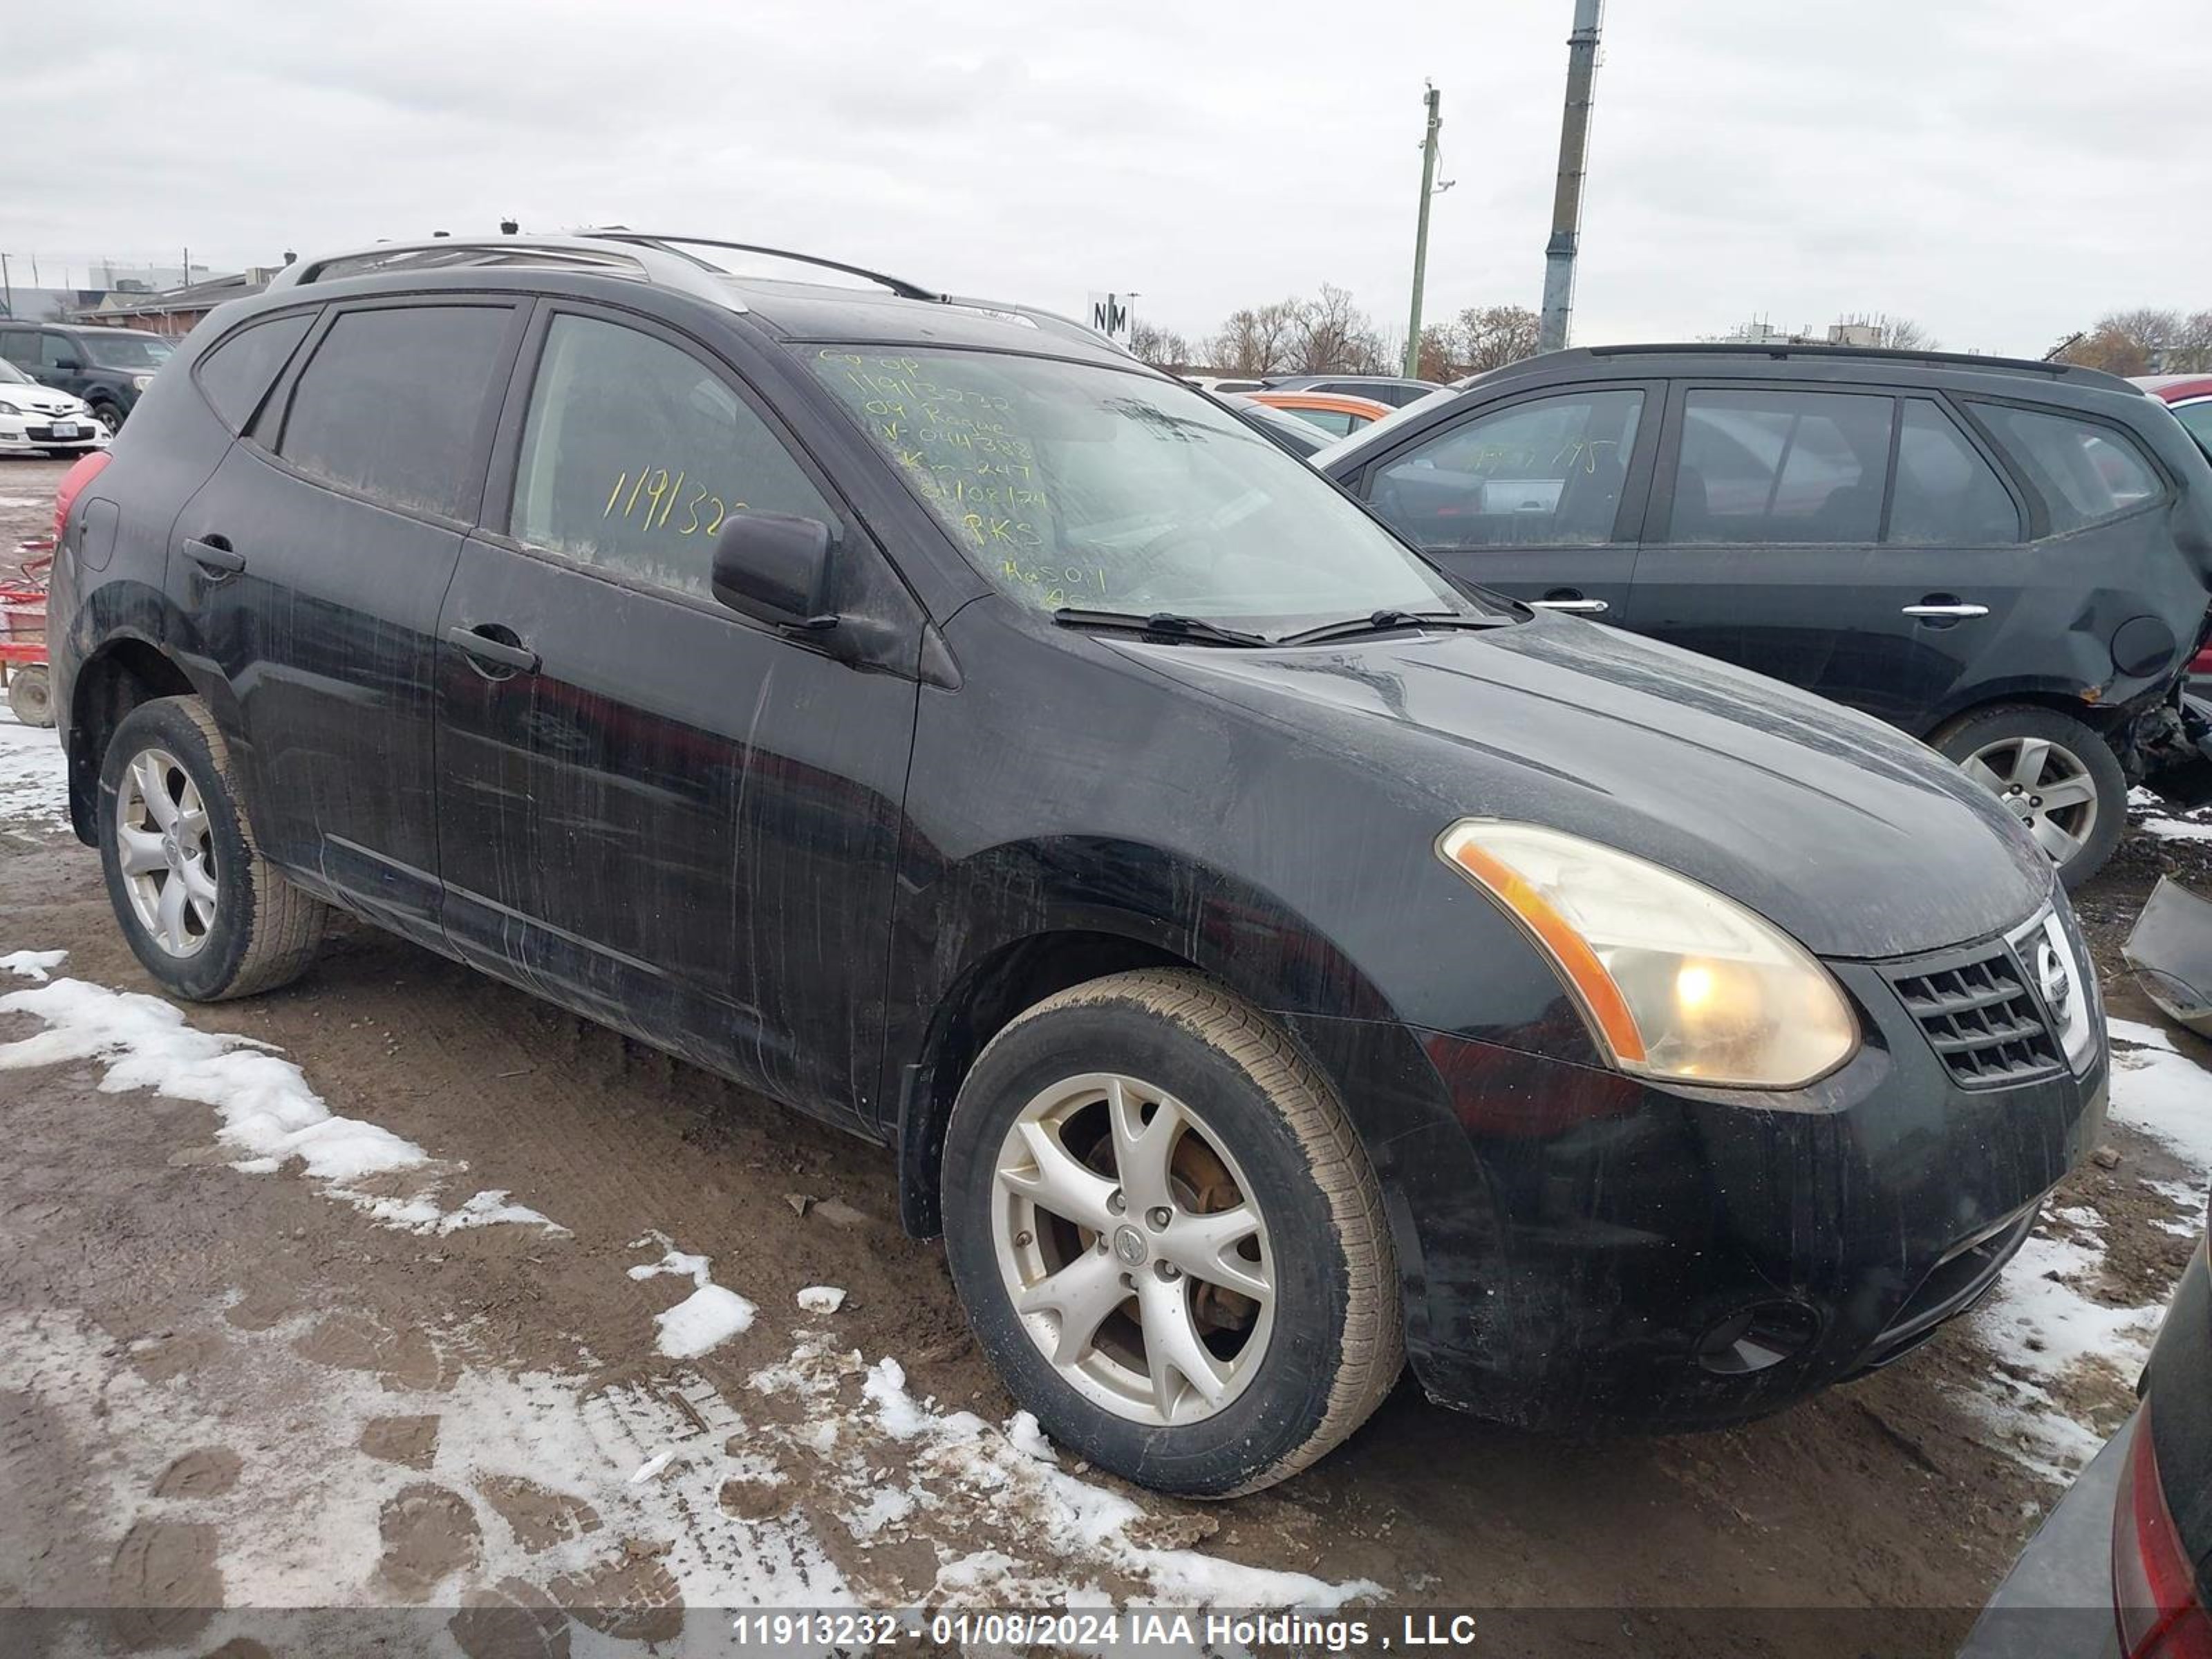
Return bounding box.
[1932,704,2126,888]
[6,664,53,727]
[941,968,1401,1497]
[90,402,124,437]
[97,695,329,1001]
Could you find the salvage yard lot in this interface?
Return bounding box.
[1,456,2207,1656]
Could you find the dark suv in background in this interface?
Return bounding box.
[48,234,2105,1497]
[0,321,176,434]
[1321,346,2212,885]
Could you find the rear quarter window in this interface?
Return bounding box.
[195,313,315,433]
[274,305,512,521]
[1971,403,2163,533]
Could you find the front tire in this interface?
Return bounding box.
[941,969,1401,1497]
[1932,704,2125,888]
[97,696,329,1000]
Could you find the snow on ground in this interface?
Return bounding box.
[0,953,563,1238]
[2107,1019,2212,1177]
[1966,1013,2212,1481]
[0,1304,850,1627]
[628,1233,759,1359]
[749,1335,1382,1611]
[0,705,69,832]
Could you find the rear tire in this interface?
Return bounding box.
[96,695,329,1000]
[940,969,1401,1497]
[1932,703,2125,888]
[6,665,53,727]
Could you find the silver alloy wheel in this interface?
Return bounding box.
[115,747,217,957]
[1960,735,2101,864]
[991,1072,1275,1427]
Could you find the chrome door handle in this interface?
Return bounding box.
[1902,603,1989,619]
[1530,598,1610,615]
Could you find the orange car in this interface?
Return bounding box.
[1241,389,1391,439]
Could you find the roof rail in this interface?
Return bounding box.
[577,231,941,301]
[1580,340,2130,385]
[265,235,747,310]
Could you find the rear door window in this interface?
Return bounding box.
[1886,397,2021,545]
[1667,388,1892,543]
[1971,403,2163,532]
[195,313,314,433]
[1369,388,1644,550]
[274,304,512,521]
[508,312,832,598]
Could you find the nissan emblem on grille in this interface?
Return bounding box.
[2035,935,2072,1022]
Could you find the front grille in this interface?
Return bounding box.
[1888,942,2063,1086]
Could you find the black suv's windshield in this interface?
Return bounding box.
[82,332,174,369]
[810,346,1493,636]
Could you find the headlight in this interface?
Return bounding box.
[132,375,155,391]
[1437,820,1858,1089]
[0,402,18,417]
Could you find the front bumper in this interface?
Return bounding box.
[0,413,103,451]
[1302,903,2109,1434]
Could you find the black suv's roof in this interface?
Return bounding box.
[255,232,1139,369]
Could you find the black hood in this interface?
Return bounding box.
[1132,615,2054,960]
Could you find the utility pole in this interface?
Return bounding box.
[1403,84,1443,379]
[1538,0,1605,354]
[1,253,11,320]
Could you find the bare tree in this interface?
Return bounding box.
[2061,308,2183,376]
[1291,283,1386,375]
[1877,315,1938,352]
[2169,310,2212,373]
[1448,305,1543,375]
[1206,299,1303,377]
[1413,324,1456,383]
[1128,320,1192,371]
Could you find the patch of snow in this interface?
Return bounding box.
[0,969,563,1237]
[1,948,66,981]
[847,1351,1380,1609]
[2138,815,2212,843]
[2109,1016,2180,1053]
[796,1284,846,1314]
[2108,1042,2212,1178]
[1976,1228,2163,1384]
[1006,1409,1058,1464]
[0,1306,850,1612]
[0,708,70,830]
[628,1234,758,1358]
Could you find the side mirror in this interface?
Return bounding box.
[53,358,83,373]
[709,513,838,632]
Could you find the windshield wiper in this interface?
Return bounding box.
[1052,608,1273,648]
[1279,609,1510,646]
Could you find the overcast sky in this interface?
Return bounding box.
[4,0,2205,357]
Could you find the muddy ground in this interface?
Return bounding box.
[3,452,2209,1658]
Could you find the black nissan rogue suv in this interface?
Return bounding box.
[49,234,2108,1496]
[1319,346,2212,887]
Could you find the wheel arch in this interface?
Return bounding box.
[65,634,197,845]
[885,835,1413,1239]
[893,926,1199,1239]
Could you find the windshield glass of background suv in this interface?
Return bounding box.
[810,346,1486,633]
[84,334,174,370]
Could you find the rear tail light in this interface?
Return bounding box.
[2115,1405,2212,1659]
[53,449,111,546]
[2191,645,2212,678]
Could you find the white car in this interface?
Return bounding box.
[0,357,106,456]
